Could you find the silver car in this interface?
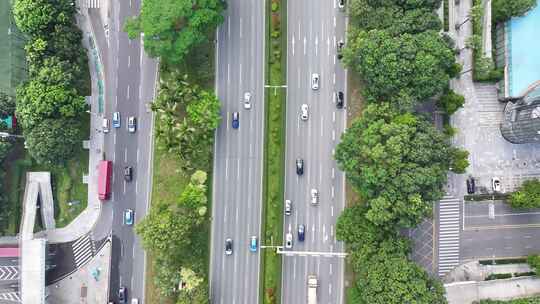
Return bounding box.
[285,199,292,216]
[285,233,293,249]
[311,188,319,205]
[300,104,309,121]
[243,92,252,110]
[311,73,320,90]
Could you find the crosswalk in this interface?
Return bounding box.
[438,195,461,277]
[72,234,96,269]
[0,291,21,302]
[87,0,99,8]
[0,266,19,281]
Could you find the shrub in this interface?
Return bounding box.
[509,179,540,209]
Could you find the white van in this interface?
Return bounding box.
[102,118,110,133]
[131,299,139,304]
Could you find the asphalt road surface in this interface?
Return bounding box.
[87,0,158,302]
[281,1,347,303]
[209,0,265,303]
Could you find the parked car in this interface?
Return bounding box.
[285,199,292,216]
[102,118,110,133]
[249,236,257,252]
[118,286,127,303]
[225,238,233,255]
[127,116,137,133]
[311,73,320,90]
[243,92,252,110]
[301,104,309,121]
[123,209,134,226]
[336,91,344,109]
[466,177,475,194]
[124,166,133,182]
[298,224,305,242]
[296,158,304,175]
[492,177,502,192]
[232,112,239,129]
[112,112,121,128]
[337,40,344,60]
[311,188,319,205]
[285,233,293,249]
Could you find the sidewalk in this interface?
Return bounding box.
[33,0,107,244]
[46,239,112,304]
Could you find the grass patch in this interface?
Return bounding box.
[475,297,540,304]
[261,0,287,303]
[2,115,90,234]
[443,0,449,31]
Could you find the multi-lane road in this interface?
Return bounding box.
[88,0,158,302]
[209,0,265,303]
[281,1,347,303]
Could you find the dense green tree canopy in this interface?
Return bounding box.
[24,118,81,165]
[509,179,540,209]
[124,0,225,64]
[353,252,447,304]
[16,58,87,130]
[492,0,536,22]
[335,104,462,227]
[342,29,456,108]
[13,0,75,36]
[0,92,16,118]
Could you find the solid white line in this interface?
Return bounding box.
[228,17,231,38]
[333,111,336,122]
[127,85,130,99]
[239,63,242,86]
[292,35,295,56]
[227,64,230,85]
[319,164,323,184]
[239,17,243,39]
[137,148,140,163]
[333,73,336,85]
[320,116,324,137]
[113,134,117,145]
[224,205,228,224]
[331,225,334,237]
[334,16,336,28]
[115,95,118,107]
[293,258,297,279]
[237,158,240,181]
[332,130,335,141]
[124,149,128,162]
[331,206,334,217]
[332,186,335,198]
[123,181,126,194]
[332,168,335,179]
[330,263,333,275]
[135,181,138,194]
[315,36,318,56]
[327,37,330,55]
[225,158,229,180]
[334,55,336,65]
[128,55,131,68]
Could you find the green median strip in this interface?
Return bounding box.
[261,0,287,303]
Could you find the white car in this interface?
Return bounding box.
[285,233,293,249]
[243,92,252,110]
[311,73,320,90]
[301,104,309,121]
[311,188,319,205]
[492,177,502,192]
[285,199,292,216]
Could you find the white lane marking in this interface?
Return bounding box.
[297,68,301,89]
[127,85,130,100]
[332,130,335,141]
[332,168,335,179]
[331,206,334,217]
[331,186,335,198]
[303,37,306,55]
[228,17,231,38]
[226,112,230,131]
[113,134,117,145]
[240,17,243,39]
[311,224,315,243]
[130,0,132,7]
[317,259,320,274]
[224,205,228,223]
[123,180,126,194]
[333,111,336,122]
[333,36,336,48]
[327,37,330,55]
[135,180,138,194]
[124,148,128,162]
[249,143,253,156]
[115,95,118,107]
[120,275,123,286]
[320,116,324,137]
[330,263,333,275]
[227,64,230,85]
[293,257,297,279]
[239,63,242,86]
[331,225,334,237]
[329,283,332,295]
[225,158,229,180]
[137,148,140,163]
[323,225,327,243]
[315,36,318,56]
[334,16,336,27]
[333,73,336,85]
[334,55,336,65]
[332,148,335,156]
[128,55,131,68]
[237,158,241,181]
[319,164,323,184]
[297,116,300,137]
[292,35,295,56]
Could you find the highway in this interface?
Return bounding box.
[281,1,347,303]
[209,0,265,303]
[87,0,158,302]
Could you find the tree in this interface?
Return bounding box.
[342,29,456,108]
[24,118,82,165]
[492,0,536,23]
[527,254,540,274]
[437,89,465,115]
[509,179,540,209]
[13,0,75,36]
[124,0,225,64]
[176,268,209,304]
[353,252,447,304]
[0,92,16,118]
[450,148,469,174]
[335,104,454,227]
[16,57,87,130]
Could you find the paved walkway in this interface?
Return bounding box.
[46,239,111,304]
[445,276,540,304]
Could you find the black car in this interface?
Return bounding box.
[118,286,127,303]
[336,91,344,109]
[124,166,133,182]
[466,177,475,194]
[296,158,304,175]
[225,238,233,255]
[337,40,344,60]
[298,224,305,242]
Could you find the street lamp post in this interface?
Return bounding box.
[455,17,470,31]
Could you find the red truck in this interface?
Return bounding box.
[98,160,112,200]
